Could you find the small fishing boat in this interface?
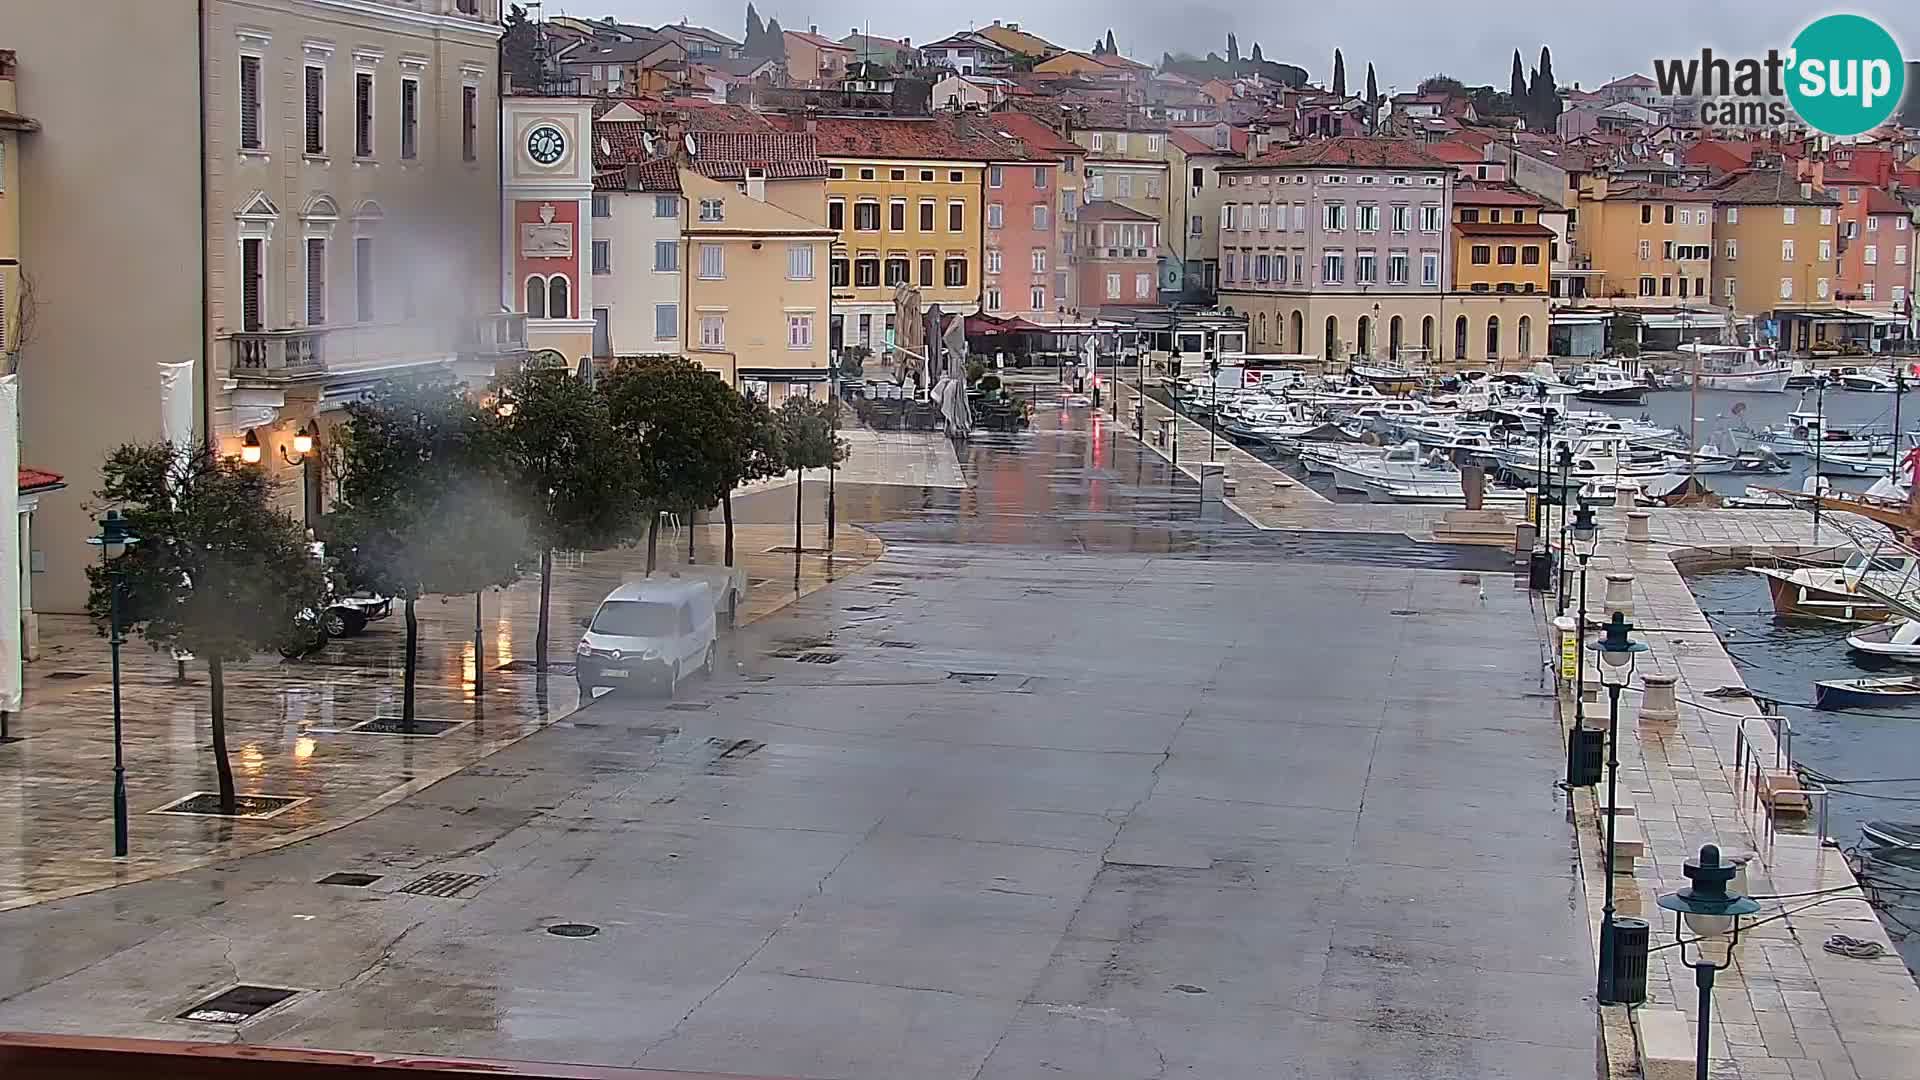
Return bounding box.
[1679,343,1792,393]
[1832,366,1902,393]
[1574,367,1650,404]
[1862,820,1920,849]
[1815,675,1920,710]
[1847,619,1920,661]
[1815,450,1899,477]
[1747,547,1906,623]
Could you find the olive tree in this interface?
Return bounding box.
[775,396,849,562]
[602,357,742,572]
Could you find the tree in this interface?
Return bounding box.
[1510,50,1527,103]
[744,2,764,54]
[500,4,542,92]
[774,397,848,563]
[88,444,326,815]
[1533,46,1563,132]
[1332,49,1346,97]
[1226,33,1239,64]
[493,366,646,673]
[761,17,784,57]
[1250,42,1263,64]
[1365,63,1379,132]
[1418,73,1465,97]
[323,376,530,729]
[711,393,786,572]
[1105,30,1117,55]
[601,357,741,574]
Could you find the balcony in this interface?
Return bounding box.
[230,329,326,379]
[229,315,525,383]
[461,312,530,360]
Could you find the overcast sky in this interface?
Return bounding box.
[560,1,1917,93]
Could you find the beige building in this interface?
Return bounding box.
[11,0,515,613]
[1705,168,1843,347]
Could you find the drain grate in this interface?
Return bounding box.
[495,660,578,675]
[44,671,91,681]
[875,641,917,650]
[947,671,998,684]
[667,702,711,711]
[317,872,381,888]
[709,737,765,760]
[347,717,466,738]
[546,922,601,938]
[794,652,842,665]
[742,673,774,683]
[150,792,307,819]
[1388,609,1418,616]
[179,985,299,1025]
[398,871,488,899]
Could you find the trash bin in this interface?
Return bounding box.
[1607,918,1650,1005]
[1529,548,1556,592]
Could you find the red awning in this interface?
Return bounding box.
[19,468,65,494]
[964,314,1048,335]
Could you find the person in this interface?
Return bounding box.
[1091,372,1102,407]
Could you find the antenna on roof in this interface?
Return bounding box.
[684,132,699,158]
[642,131,658,155]
[599,135,612,157]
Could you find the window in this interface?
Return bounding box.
[1818,277,1829,299]
[354,72,373,157]
[1663,240,1674,260]
[1114,134,1128,154]
[1223,254,1237,284]
[948,170,963,183]
[462,85,477,162]
[1512,210,1525,224]
[1254,254,1270,282]
[1135,272,1151,298]
[590,194,610,218]
[949,202,964,232]
[787,313,813,349]
[699,314,724,348]
[831,258,850,287]
[591,239,610,275]
[1421,250,1438,286]
[1865,244,1878,265]
[985,287,1002,310]
[1497,246,1516,265]
[1145,176,1161,199]
[1356,251,1377,284]
[1823,206,1837,226]
[698,242,724,279]
[1322,250,1344,283]
[654,240,678,272]
[240,237,265,331]
[1220,205,1235,232]
[829,166,844,179]
[1783,206,1797,225]
[984,248,1002,274]
[355,237,376,321]
[1388,250,1408,285]
[1896,286,1909,305]
[1459,209,1480,223]
[1663,204,1674,224]
[1724,278,1736,300]
[920,169,934,182]
[304,65,326,155]
[1034,205,1050,230]
[1257,204,1271,231]
[1146,134,1163,153]
[1090,132,1106,151]
[890,169,905,181]
[1661,276,1673,296]
[1725,206,1739,224]
[1115,174,1133,198]
[1031,285,1045,310]
[1035,167,1049,189]
[788,244,814,280]
[1471,245,1492,265]
[1864,283,1877,300]
[854,258,880,287]
[1323,203,1346,231]
[304,237,326,324]
[1191,215,1204,237]
[1391,205,1410,232]
[1294,253,1304,282]
[859,168,875,181]
[918,256,933,286]
[1031,248,1047,273]
[1780,277,1793,299]
[1897,245,1908,265]
[890,199,906,231]
[1292,204,1305,231]
[1641,205,1652,224]
[1900,218,1910,231]
[1639,239,1652,261]
[1237,204,1252,231]
[884,255,909,286]
[988,166,1002,188]
[1420,205,1442,232]
[1726,240,1738,259]
[1679,277,1689,298]
[1639,276,1656,297]
[525,277,545,318]
[987,203,1003,229]
[1869,215,1881,233]
[1521,246,1540,265]
[400,78,419,160]
[1782,239,1795,260]
[1819,239,1832,261]
[1106,273,1121,299]
[699,199,725,223]
[852,201,880,230]
[655,194,677,218]
[828,199,846,230]
[919,200,935,231]
[239,55,263,151]
[648,303,674,340]
[943,258,967,287]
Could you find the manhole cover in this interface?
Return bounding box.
[876,641,917,649]
[317,872,381,887]
[1389,609,1418,616]
[150,793,307,819]
[948,671,997,683]
[667,702,710,711]
[742,673,774,682]
[546,923,601,938]
[347,717,466,737]
[398,871,488,899]
[794,652,842,664]
[44,671,91,681]
[178,985,299,1024]
[709,737,765,760]
[495,660,578,675]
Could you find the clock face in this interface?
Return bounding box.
[527,124,567,166]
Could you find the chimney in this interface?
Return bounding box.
[809,24,818,35]
[993,19,1002,26]
[1800,181,1813,199]
[902,37,910,47]
[1245,122,1263,161]
[1008,22,1019,31]
[746,167,767,202]
[804,103,819,135]
[624,162,643,189]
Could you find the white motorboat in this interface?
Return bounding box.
[1301,441,1379,477]
[1330,441,1434,493]
[1573,366,1650,404]
[1849,619,1920,661]
[1747,410,1895,456]
[1678,343,1791,392]
[1816,450,1900,476]
[1832,366,1902,393]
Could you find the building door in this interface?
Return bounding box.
[592,308,611,358]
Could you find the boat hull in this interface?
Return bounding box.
[1749,566,1889,623]
[1815,678,1920,710]
[1698,369,1791,393]
[1575,386,1650,404]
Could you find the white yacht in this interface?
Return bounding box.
[1832,366,1902,393]
[1747,411,1895,456]
[1678,343,1791,392]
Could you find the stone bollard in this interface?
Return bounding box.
[1604,572,1635,621]
[1640,673,1679,723]
[1614,485,1637,510]
[1625,510,1652,543]
[1155,416,1173,447]
[1198,462,1226,503]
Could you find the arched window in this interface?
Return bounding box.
[1389,315,1403,361]
[1454,315,1468,359]
[1518,315,1533,358]
[1324,315,1339,361]
[1486,315,1501,359]
[1290,311,1304,352]
[1356,315,1372,359]
[1421,316,1435,358]
[548,275,570,319]
[1258,312,1268,344]
[525,276,547,319]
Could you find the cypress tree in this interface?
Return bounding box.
[1332,49,1346,97]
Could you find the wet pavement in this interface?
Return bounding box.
[0,394,1589,1078]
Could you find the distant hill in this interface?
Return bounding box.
[1160,53,1308,89]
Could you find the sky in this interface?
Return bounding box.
[558,1,1918,95]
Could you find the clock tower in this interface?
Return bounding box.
[502,95,596,363]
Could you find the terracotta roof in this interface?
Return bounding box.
[594,98,778,132]
[0,107,38,132]
[687,131,829,179]
[1423,141,1484,164]
[19,468,64,493]
[1453,220,1558,238]
[1070,102,1167,133]
[1454,183,1546,207]
[1078,199,1157,223]
[1706,167,1839,206]
[1599,180,1716,202]
[595,158,681,192]
[783,29,854,52]
[1227,137,1451,171]
[1821,167,1875,184]
[1603,73,1656,88]
[1862,187,1908,215]
[773,114,1020,161]
[987,111,1081,157]
[1165,128,1242,156]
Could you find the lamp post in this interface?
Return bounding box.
[1168,346,1181,467]
[1813,374,1828,541]
[87,509,139,858]
[1657,844,1762,1079]
[1207,350,1220,462]
[1572,503,1599,730]
[1556,444,1574,615]
[280,421,320,529]
[1592,609,1648,1005]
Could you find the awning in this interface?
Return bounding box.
[737,368,830,382]
[1640,312,1729,329]
[963,314,1048,335]
[1550,313,1610,326]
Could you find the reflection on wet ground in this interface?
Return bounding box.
[737,394,1514,571]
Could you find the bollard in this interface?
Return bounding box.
[1155,416,1172,447]
[1514,522,1538,567]
[1640,673,1679,723]
[1614,485,1637,510]
[1198,462,1226,503]
[1625,510,1652,543]
[1604,572,1635,621]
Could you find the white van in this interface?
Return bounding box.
[575,577,716,695]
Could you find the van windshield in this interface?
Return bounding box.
[590,600,682,637]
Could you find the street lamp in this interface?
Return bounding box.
[1555,443,1574,615]
[1813,374,1828,540]
[1592,609,1648,1005]
[1572,502,1599,730]
[87,509,140,858]
[1168,346,1181,466]
[1656,844,1762,1079]
[1207,350,1220,462]
[239,428,263,465]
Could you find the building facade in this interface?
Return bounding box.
[982,159,1061,321]
[1449,188,1553,364]
[504,94,598,363]
[987,111,1085,322]
[1077,202,1160,309]
[590,160,685,359]
[1165,127,1246,303]
[1706,169,1841,341]
[1833,184,1911,312]
[1216,139,1454,361]
[1571,177,1715,304]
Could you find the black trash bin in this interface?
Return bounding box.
[1528,549,1556,592]
[1606,918,1650,1005]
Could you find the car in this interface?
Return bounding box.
[576,577,717,696]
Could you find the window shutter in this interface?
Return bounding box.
[306,238,326,324]
[305,67,325,154]
[239,56,262,150]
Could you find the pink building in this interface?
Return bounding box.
[982,157,1062,320]
[1834,184,1911,309]
[1077,201,1160,310]
[989,111,1086,322]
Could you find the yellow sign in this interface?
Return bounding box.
[1561,630,1578,680]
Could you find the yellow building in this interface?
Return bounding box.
[793,115,1007,351]
[0,50,33,365]
[679,168,835,401]
[1571,175,1716,304]
[1705,167,1842,347]
[1447,187,1552,364]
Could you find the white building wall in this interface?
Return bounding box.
[599,190,683,356]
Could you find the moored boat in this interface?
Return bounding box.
[1847,618,1920,661]
[1815,675,1920,710]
